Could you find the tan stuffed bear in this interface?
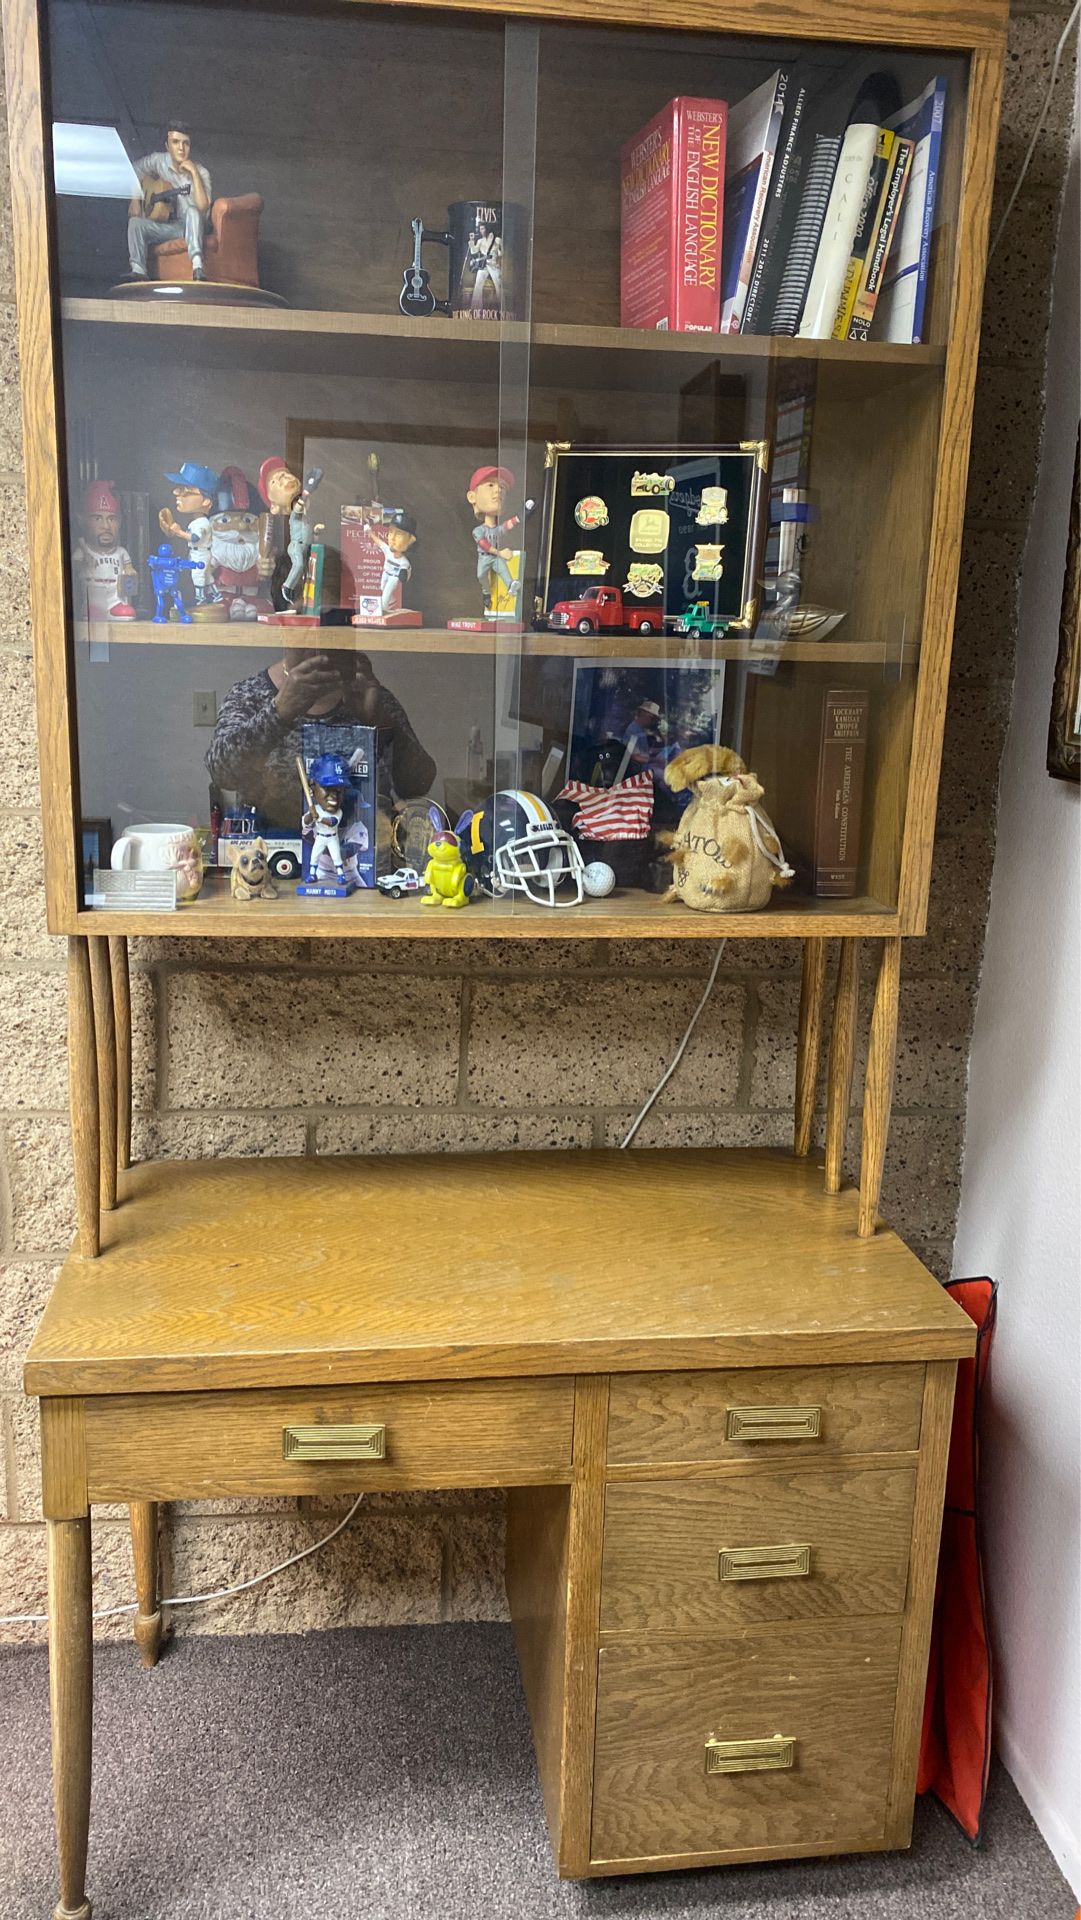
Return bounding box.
[661,745,793,913]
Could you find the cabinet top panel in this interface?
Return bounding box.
[346,0,1008,53]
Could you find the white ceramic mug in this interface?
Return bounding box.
[111,823,203,901]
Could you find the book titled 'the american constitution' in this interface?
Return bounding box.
[620,96,727,332]
[813,687,869,895]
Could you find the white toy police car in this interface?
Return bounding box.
[376,866,422,899]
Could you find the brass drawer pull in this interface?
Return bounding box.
[724,1403,821,1442]
[717,1542,812,1582]
[282,1424,386,1462]
[705,1734,796,1775]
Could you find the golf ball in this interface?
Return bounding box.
[582,861,616,898]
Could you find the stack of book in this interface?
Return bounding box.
[620,74,945,344]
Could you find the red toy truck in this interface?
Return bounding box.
[545,586,662,636]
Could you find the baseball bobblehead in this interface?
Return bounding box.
[296,751,356,897]
[450,465,532,629]
[158,460,219,614]
[71,480,138,623]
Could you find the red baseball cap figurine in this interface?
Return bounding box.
[81,479,121,517]
[467,465,514,493]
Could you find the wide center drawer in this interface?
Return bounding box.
[83,1377,575,1499]
[600,1464,916,1630]
[607,1363,924,1465]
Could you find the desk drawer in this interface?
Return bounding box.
[600,1465,915,1631]
[607,1364,924,1466]
[84,1377,575,1499]
[591,1622,901,1866]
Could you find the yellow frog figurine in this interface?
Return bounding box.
[421,831,470,909]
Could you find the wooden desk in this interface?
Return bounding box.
[28,1148,974,1917]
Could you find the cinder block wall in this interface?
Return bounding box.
[1,4,1076,1640]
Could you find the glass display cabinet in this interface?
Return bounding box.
[21,0,991,943]
[8,0,1005,1239]
[3,0,1002,1907]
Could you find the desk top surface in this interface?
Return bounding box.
[25,1149,975,1395]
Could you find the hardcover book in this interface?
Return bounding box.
[876,77,947,344]
[620,96,727,332]
[740,80,808,335]
[848,137,913,342]
[812,688,869,896]
[769,131,842,334]
[830,128,897,339]
[719,70,786,333]
[797,117,883,338]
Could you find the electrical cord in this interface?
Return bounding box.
[0,1493,365,1628]
[988,2,1079,263]
[620,940,726,1148]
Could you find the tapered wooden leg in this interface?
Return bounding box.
[47,1518,93,1920]
[87,939,116,1213]
[130,1501,163,1667]
[859,938,902,1238]
[794,938,828,1157]
[824,939,859,1195]
[67,938,100,1259]
[108,937,132,1173]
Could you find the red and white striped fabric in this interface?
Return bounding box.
[557,772,654,841]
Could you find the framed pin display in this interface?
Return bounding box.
[537,442,769,636]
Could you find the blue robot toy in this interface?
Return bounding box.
[147,542,199,624]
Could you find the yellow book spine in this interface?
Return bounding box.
[830,129,895,339]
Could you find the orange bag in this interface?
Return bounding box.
[917,1276,997,1842]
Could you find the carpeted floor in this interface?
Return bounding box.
[1,1624,1074,1920]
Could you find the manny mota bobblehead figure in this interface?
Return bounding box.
[302,752,352,887]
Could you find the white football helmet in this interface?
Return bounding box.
[463,790,585,908]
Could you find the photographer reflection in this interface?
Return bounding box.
[206,645,436,841]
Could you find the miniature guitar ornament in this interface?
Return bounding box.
[399,217,446,318]
[139,174,191,222]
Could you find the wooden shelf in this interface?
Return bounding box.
[75,874,897,939]
[61,300,946,388]
[80,618,916,664]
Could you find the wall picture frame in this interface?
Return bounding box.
[1047,427,1080,783]
[536,441,769,634]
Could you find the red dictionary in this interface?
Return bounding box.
[620,96,727,332]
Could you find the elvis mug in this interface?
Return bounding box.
[111,822,203,901]
[407,200,526,321]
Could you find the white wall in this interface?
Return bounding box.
[952,83,1080,1898]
